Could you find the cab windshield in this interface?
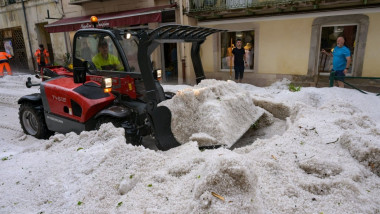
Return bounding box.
[74,33,141,73]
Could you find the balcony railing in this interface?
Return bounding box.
[69,0,101,5]
[187,0,380,19]
[0,0,22,7]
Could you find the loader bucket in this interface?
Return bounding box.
[135,25,229,150]
[150,106,181,151]
[159,79,265,149]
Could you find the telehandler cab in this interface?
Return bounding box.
[18,23,224,150]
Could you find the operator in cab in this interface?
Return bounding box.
[92,40,123,71]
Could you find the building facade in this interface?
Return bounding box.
[185,0,380,86]
[1,0,177,74]
[46,0,176,74]
[0,0,62,71]
[2,0,379,88]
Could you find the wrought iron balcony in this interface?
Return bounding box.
[69,0,105,5]
[69,0,91,5]
[0,0,25,7]
[186,0,380,20]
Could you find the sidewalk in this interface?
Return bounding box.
[0,69,35,77]
[12,69,35,76]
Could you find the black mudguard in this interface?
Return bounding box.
[18,93,42,105]
[94,105,131,119]
[150,106,181,151]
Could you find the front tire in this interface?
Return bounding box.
[19,103,53,139]
[96,116,142,146]
[95,116,122,130]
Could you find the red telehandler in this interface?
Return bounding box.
[18,21,224,151]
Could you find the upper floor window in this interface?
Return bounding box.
[226,0,254,9]
[0,0,15,6]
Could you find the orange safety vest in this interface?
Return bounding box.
[0,52,12,63]
[34,48,49,64]
[0,52,12,75]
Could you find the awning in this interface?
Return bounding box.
[45,4,176,33]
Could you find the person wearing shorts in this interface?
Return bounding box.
[322,36,351,88]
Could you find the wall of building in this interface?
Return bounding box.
[200,18,313,76]
[197,9,380,86]
[257,18,313,75]
[201,35,215,73]
[199,18,313,85]
[49,0,172,68]
[0,5,22,27]
[62,0,169,17]
[0,0,65,71]
[362,13,380,77]
[0,3,31,70]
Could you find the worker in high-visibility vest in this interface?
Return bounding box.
[34,44,50,72]
[0,50,12,77]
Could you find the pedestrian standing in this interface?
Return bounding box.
[34,44,50,72]
[0,50,12,77]
[232,39,247,83]
[322,36,351,88]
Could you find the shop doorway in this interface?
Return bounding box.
[0,27,29,72]
[164,43,178,82]
[318,25,357,76]
[36,23,54,65]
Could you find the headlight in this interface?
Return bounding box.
[153,69,162,81]
[156,69,162,79]
[102,77,112,92]
[102,77,112,88]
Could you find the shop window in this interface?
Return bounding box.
[221,31,255,71]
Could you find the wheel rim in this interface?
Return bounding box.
[22,110,38,135]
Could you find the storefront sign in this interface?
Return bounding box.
[44,4,176,33]
[80,21,110,29]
